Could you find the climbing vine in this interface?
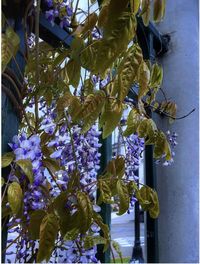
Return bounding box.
[1,0,182,263]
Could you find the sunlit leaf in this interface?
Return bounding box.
[16,159,33,183]
[101,100,123,139]
[8,182,23,214]
[2,27,20,72]
[138,61,150,99]
[98,179,112,204]
[37,214,59,263]
[77,191,93,234]
[93,212,110,252]
[84,235,106,250]
[116,180,129,215]
[1,152,14,168]
[141,0,151,26]
[153,0,166,22]
[66,59,81,88]
[123,108,141,137]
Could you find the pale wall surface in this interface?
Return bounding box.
[155,0,199,262]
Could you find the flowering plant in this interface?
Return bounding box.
[2,0,181,263]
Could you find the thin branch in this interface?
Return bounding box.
[34,0,41,131]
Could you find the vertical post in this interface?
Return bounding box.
[145,33,159,263]
[97,135,112,263]
[130,171,144,263]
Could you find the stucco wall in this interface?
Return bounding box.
[155,0,199,262]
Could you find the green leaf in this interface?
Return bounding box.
[136,186,160,218]
[98,179,112,204]
[67,170,81,193]
[112,240,123,262]
[141,0,151,26]
[150,63,163,89]
[83,78,95,96]
[123,108,141,137]
[53,50,69,67]
[154,130,171,160]
[7,182,23,214]
[37,214,59,263]
[116,180,129,215]
[1,177,5,187]
[130,0,140,14]
[77,191,93,234]
[2,27,20,72]
[127,181,138,195]
[16,159,33,183]
[70,37,85,60]
[138,61,150,99]
[66,59,81,88]
[136,186,152,210]
[43,158,60,174]
[98,2,109,28]
[80,13,98,36]
[84,235,106,250]
[153,0,166,23]
[112,44,143,101]
[64,228,80,241]
[81,90,106,133]
[28,210,46,240]
[1,152,14,168]
[103,0,130,37]
[149,190,159,218]
[68,96,82,122]
[93,212,110,252]
[106,156,125,179]
[101,101,123,139]
[56,91,73,113]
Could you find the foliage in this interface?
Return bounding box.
[1,0,179,263]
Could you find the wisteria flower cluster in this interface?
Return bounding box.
[44,0,73,28]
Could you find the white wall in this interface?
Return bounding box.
[155,0,199,262]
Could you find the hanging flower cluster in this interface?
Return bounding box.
[44,0,73,28]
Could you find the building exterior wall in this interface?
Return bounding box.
[155,0,199,262]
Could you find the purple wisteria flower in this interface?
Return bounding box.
[44,0,73,29]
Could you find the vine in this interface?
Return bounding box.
[1,0,190,263]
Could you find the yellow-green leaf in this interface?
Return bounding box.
[1,152,14,168]
[138,61,150,99]
[141,0,151,26]
[80,13,98,36]
[153,0,165,22]
[7,182,23,214]
[123,108,141,137]
[93,212,110,252]
[101,101,123,139]
[70,37,85,60]
[116,180,129,215]
[1,177,5,187]
[77,191,93,234]
[149,189,159,218]
[2,27,20,72]
[81,91,105,133]
[66,59,81,88]
[130,0,141,14]
[98,179,112,204]
[28,210,46,240]
[37,214,59,263]
[16,159,33,183]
